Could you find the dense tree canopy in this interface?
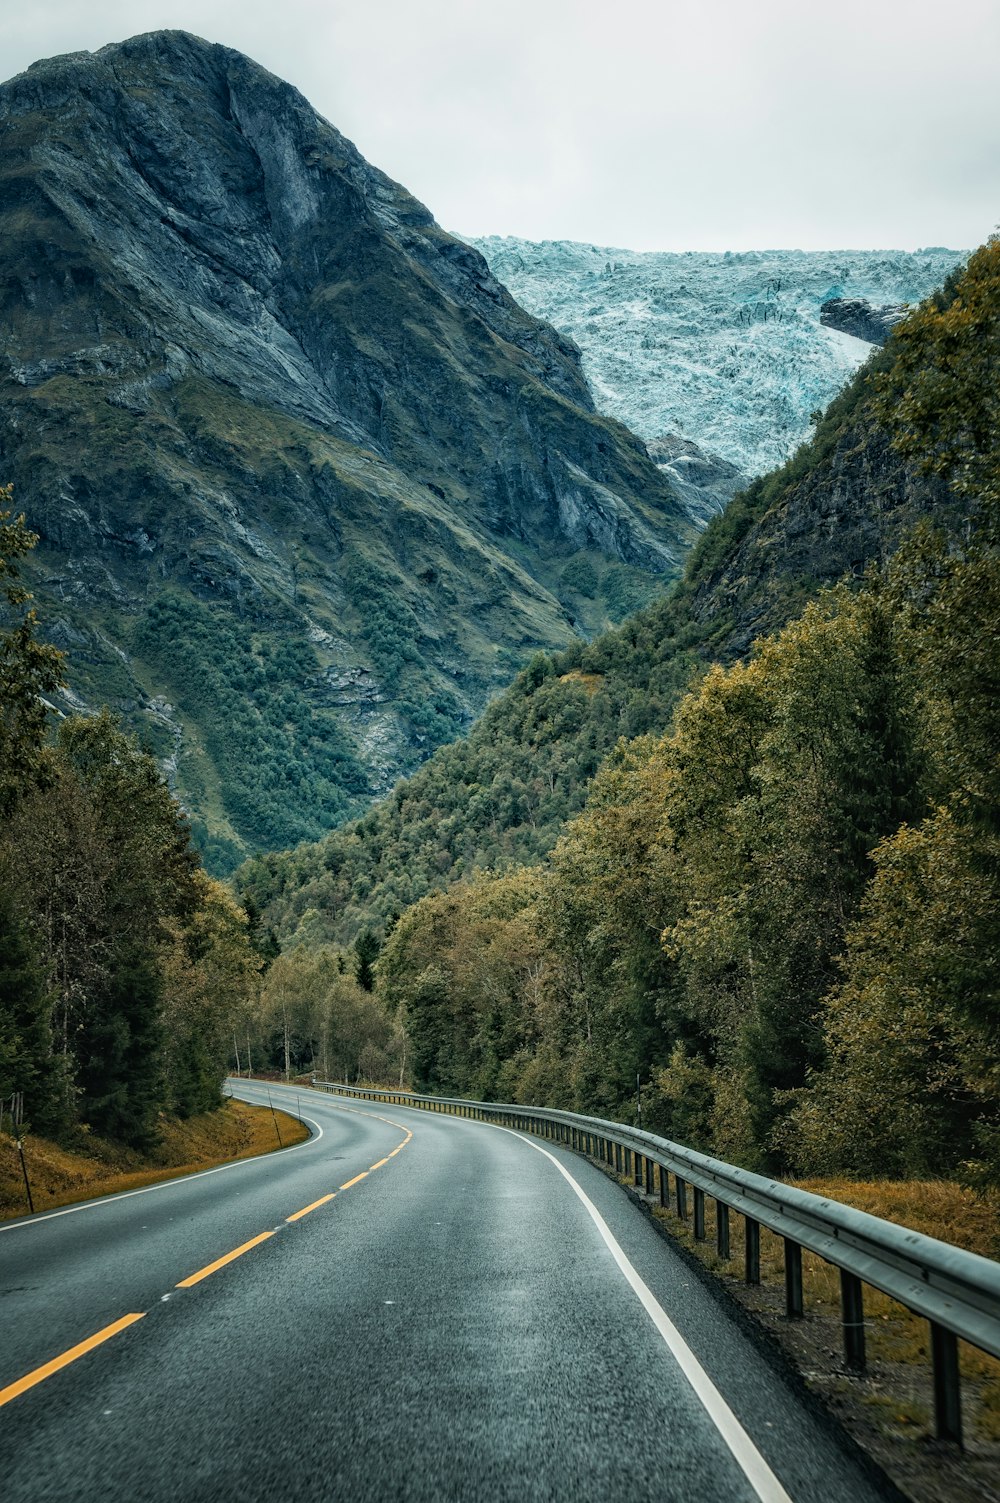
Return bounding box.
[369,241,1000,1183]
[0,494,64,813]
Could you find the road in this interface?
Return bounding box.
[0,1081,898,1502]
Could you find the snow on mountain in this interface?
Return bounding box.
[472,239,963,482]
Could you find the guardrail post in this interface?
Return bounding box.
[930,1322,963,1446]
[745,1217,760,1284]
[716,1201,730,1259]
[615,1142,623,1174]
[784,1238,803,1318]
[658,1164,668,1207]
[634,1152,643,1187]
[693,1188,706,1240]
[840,1271,866,1370]
[644,1156,654,1195]
[676,1177,688,1220]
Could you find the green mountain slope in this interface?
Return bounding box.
[238,301,963,945]
[0,32,693,869]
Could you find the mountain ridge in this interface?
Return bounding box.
[237,298,962,948]
[0,31,693,868]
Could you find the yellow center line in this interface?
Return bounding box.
[176,1230,275,1288]
[2,1109,416,1412]
[286,1193,336,1223]
[0,1313,145,1410]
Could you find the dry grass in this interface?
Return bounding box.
[0,1100,309,1221]
[557,671,604,694]
[630,1169,1000,1503]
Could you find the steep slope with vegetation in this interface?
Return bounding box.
[375,238,1000,1184]
[238,278,957,948]
[0,31,692,870]
[0,497,260,1146]
[1,488,400,1156]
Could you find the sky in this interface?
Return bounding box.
[1,0,997,253]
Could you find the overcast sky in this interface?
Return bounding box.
[1,0,996,252]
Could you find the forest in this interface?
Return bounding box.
[374,238,1000,1181]
[0,500,401,1151]
[1,238,997,1188]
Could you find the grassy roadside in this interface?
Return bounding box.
[633,1172,1000,1503]
[0,1099,310,1222]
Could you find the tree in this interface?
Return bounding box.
[0,878,54,1131]
[875,237,999,508]
[261,946,400,1083]
[354,928,381,992]
[0,493,65,812]
[787,810,999,1179]
[161,872,263,1115]
[42,713,199,1147]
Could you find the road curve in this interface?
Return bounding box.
[0,1081,897,1502]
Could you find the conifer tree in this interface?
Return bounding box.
[0,492,64,812]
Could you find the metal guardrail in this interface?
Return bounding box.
[316,1081,1000,1447]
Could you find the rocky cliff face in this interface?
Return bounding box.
[819,297,906,344]
[683,354,959,659]
[0,32,693,868]
[645,434,745,527]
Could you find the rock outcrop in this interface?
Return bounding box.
[646,434,746,527]
[684,358,960,659]
[819,297,907,345]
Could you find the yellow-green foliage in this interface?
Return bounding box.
[368,238,1000,1182]
[378,870,548,1100]
[259,945,403,1085]
[786,808,1000,1179]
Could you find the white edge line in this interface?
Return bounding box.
[497,1126,795,1503]
[0,1110,324,1234]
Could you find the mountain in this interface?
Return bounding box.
[471,238,962,488]
[0,32,693,870]
[238,296,964,948]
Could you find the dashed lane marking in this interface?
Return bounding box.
[286,1193,337,1223]
[176,1231,276,1288]
[0,1314,145,1410]
[0,1105,413,1410]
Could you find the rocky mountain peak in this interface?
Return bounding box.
[0,34,692,867]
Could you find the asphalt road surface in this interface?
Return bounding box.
[0,1081,898,1502]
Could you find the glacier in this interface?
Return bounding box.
[471,239,964,486]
